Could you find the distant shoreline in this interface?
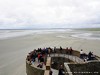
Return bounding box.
[0,27,100,30]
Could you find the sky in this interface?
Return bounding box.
[0,0,100,29]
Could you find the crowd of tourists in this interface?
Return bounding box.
[26,46,97,75]
[26,46,96,66]
[80,49,96,62]
[26,47,53,68]
[26,46,74,69]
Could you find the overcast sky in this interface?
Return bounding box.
[0,0,100,29]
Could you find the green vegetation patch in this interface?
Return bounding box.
[76,28,100,31]
[68,62,100,75]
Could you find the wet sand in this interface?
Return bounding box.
[0,31,100,75]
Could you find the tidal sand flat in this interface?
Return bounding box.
[0,28,100,75]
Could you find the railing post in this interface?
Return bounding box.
[46,57,51,70]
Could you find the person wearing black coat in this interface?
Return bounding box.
[58,65,65,75]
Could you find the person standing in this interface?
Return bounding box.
[58,65,65,75]
[48,48,51,56]
[60,46,62,53]
[88,51,92,60]
[49,70,53,75]
[80,49,84,59]
[69,47,73,55]
[66,47,68,54]
[54,47,56,53]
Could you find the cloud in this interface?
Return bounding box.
[0,0,100,29]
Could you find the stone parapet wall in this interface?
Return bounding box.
[26,62,44,75]
[26,47,100,75]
